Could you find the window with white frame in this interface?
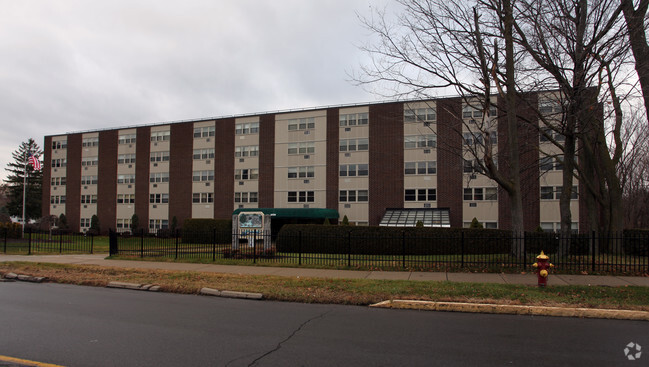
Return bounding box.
[288,166,314,179]
[81,176,98,185]
[234,192,258,203]
[80,218,91,228]
[192,192,214,203]
[117,194,135,204]
[339,190,369,202]
[52,140,67,150]
[117,154,136,164]
[81,157,99,166]
[404,135,436,149]
[51,159,67,168]
[192,170,214,182]
[51,177,67,186]
[80,195,97,204]
[463,187,497,201]
[150,131,170,142]
[404,189,437,202]
[116,219,131,231]
[193,126,215,138]
[82,137,99,147]
[339,164,369,177]
[117,174,135,184]
[149,219,169,231]
[287,117,315,131]
[339,113,369,126]
[50,196,66,204]
[540,186,578,200]
[404,108,436,123]
[287,191,314,203]
[339,138,369,152]
[288,142,315,155]
[192,149,215,160]
[235,145,259,157]
[404,161,436,175]
[149,172,169,183]
[150,151,170,162]
[118,134,136,144]
[149,193,169,204]
[235,122,259,135]
[234,169,259,180]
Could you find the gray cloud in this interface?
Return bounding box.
[0,0,387,180]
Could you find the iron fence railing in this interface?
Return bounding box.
[1,228,95,255]
[109,229,649,274]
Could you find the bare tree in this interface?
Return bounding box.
[618,106,649,228]
[359,0,528,242]
[621,0,649,127]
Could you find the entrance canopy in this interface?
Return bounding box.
[379,208,451,228]
[232,208,339,220]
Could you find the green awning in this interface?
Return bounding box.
[232,208,339,219]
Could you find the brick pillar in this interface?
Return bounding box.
[135,126,151,230]
[97,130,118,234]
[65,134,82,232]
[258,114,275,208]
[169,123,193,227]
[326,108,340,212]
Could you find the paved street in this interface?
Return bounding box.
[1,281,647,366]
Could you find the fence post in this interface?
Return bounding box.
[460,232,464,268]
[298,231,302,266]
[402,231,406,269]
[140,229,144,258]
[59,230,63,253]
[27,228,32,255]
[175,229,179,259]
[591,231,596,273]
[253,230,257,264]
[347,231,351,268]
[90,233,94,254]
[212,228,216,262]
[3,227,6,254]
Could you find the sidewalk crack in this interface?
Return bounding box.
[246,309,331,366]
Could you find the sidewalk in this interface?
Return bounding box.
[2,254,649,287]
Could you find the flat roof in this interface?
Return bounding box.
[233,208,339,219]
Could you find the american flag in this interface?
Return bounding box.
[28,152,41,171]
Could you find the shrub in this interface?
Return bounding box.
[469,218,483,229]
[182,218,232,244]
[623,229,649,256]
[276,224,513,256]
[0,222,22,239]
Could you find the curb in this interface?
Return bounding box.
[3,272,47,283]
[106,281,160,292]
[370,300,649,321]
[200,287,263,300]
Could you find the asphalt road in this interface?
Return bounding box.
[0,282,647,367]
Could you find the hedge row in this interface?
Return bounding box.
[623,229,649,256]
[276,225,514,255]
[181,219,232,244]
[0,222,22,239]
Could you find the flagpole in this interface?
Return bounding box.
[22,149,28,237]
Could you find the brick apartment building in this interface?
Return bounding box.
[42,94,584,234]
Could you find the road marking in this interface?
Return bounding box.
[0,355,65,367]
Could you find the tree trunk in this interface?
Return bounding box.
[621,0,649,129]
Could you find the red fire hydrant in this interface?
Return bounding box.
[532,251,554,287]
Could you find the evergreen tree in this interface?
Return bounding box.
[90,215,100,234]
[342,215,350,226]
[131,213,139,233]
[3,139,42,221]
[58,213,68,230]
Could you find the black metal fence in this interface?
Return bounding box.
[1,228,95,255]
[109,229,649,274]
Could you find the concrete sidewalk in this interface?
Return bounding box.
[2,254,649,287]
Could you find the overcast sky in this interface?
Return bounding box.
[0,1,394,182]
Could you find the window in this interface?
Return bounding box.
[540,186,554,200]
[539,100,562,114]
[149,193,169,204]
[404,135,436,149]
[340,113,369,126]
[80,195,97,204]
[149,219,169,231]
[82,137,99,147]
[404,189,436,202]
[117,154,136,164]
[235,145,259,157]
[192,149,215,160]
[149,172,169,183]
[539,157,553,171]
[81,157,98,166]
[357,164,369,176]
[234,192,257,203]
[404,161,436,175]
[541,186,578,200]
[288,142,315,155]
[81,176,98,185]
[118,134,136,144]
[339,190,369,202]
[287,117,315,131]
[235,169,259,180]
[235,122,259,135]
[192,193,214,203]
[340,139,369,152]
[339,164,369,177]
[80,218,90,228]
[117,174,135,184]
[150,151,170,162]
[52,140,67,150]
[287,166,314,179]
[150,131,170,142]
[288,191,314,203]
[193,126,215,138]
[51,159,66,168]
[50,196,67,204]
[117,194,135,204]
[464,187,494,201]
[51,177,67,186]
[192,170,214,182]
[116,219,131,231]
[404,108,436,123]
